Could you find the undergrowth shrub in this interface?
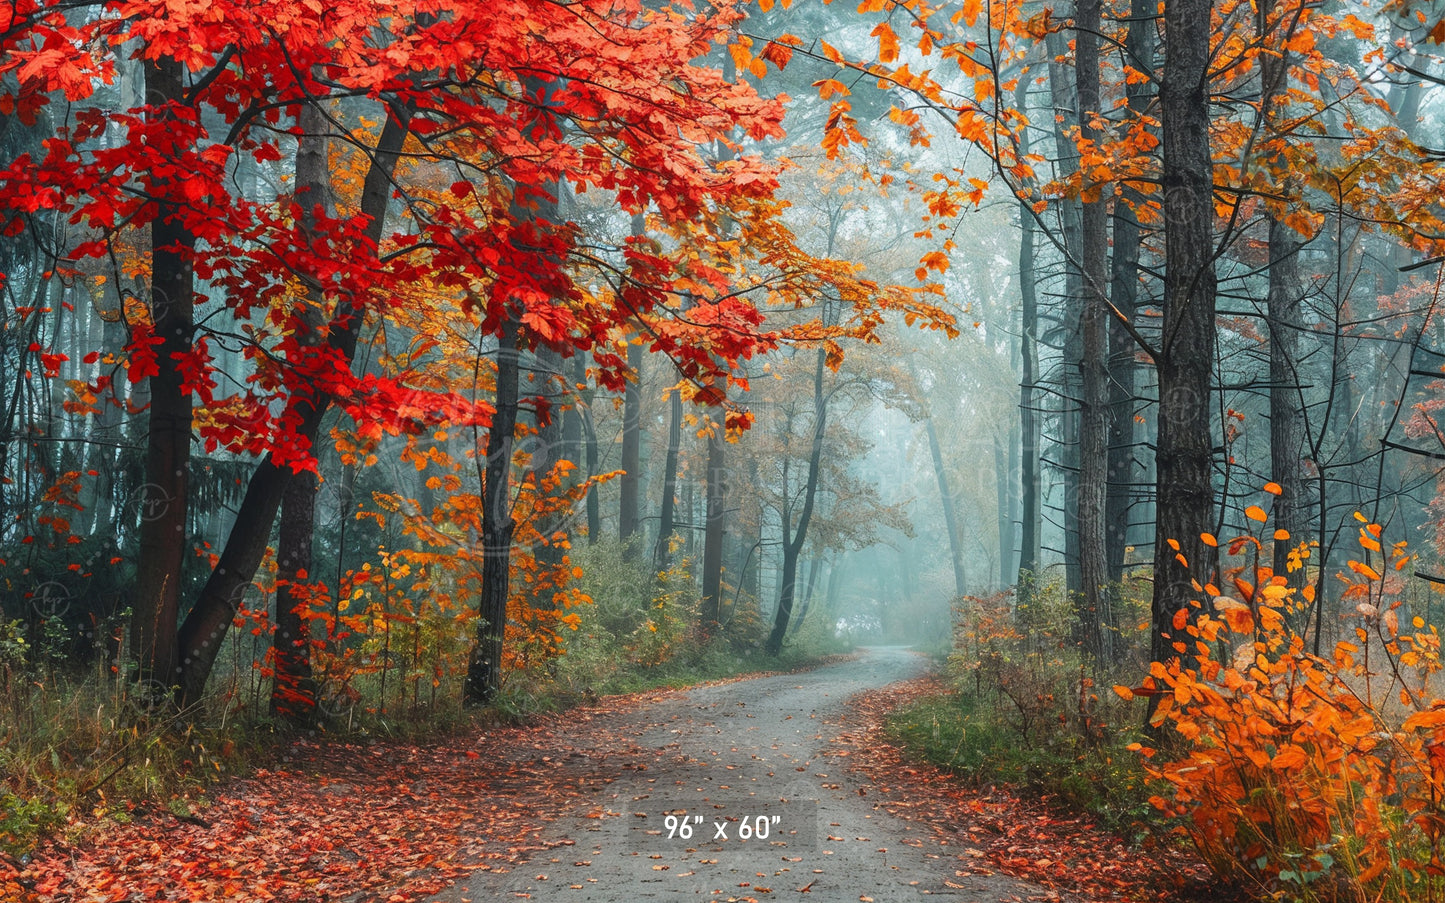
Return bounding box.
[889,577,1156,833]
[553,537,843,698]
[1133,503,1445,902]
[559,539,735,694]
[0,652,254,857]
[0,524,846,856]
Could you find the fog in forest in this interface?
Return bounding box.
[6,1,1445,895]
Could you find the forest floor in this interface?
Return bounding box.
[4,648,1230,903]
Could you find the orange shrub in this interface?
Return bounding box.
[1127,507,1445,901]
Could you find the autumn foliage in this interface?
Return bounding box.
[1129,501,1445,900]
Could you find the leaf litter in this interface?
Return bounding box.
[827,677,1241,903]
[4,670,1239,903]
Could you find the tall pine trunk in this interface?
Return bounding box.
[1015,76,1041,591]
[1260,4,1307,585]
[1149,0,1218,704]
[1047,22,1084,600]
[1105,0,1155,585]
[1075,0,1115,663]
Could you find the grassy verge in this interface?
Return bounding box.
[0,617,848,859]
[878,580,1163,840]
[884,691,1156,836]
[1,537,852,858]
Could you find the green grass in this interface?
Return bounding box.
[0,623,851,858]
[0,534,854,858]
[0,666,268,857]
[885,692,1157,837]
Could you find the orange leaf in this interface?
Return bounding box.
[1349,560,1382,581]
[870,22,900,63]
[1271,744,1308,770]
[1403,708,1445,732]
[1245,505,1268,523]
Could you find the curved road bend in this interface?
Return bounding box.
[429,646,1067,903]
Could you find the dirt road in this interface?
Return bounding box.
[430,647,1066,903]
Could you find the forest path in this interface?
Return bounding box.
[428,647,1066,903]
[9,650,1210,903]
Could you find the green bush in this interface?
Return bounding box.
[549,537,847,698]
[0,791,63,858]
[887,579,1156,835]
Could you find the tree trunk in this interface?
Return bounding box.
[769,547,801,655]
[1149,0,1218,698]
[789,551,824,637]
[131,55,194,695]
[766,347,828,655]
[175,108,412,706]
[270,97,334,723]
[1018,201,1041,583]
[654,382,683,572]
[1105,0,1155,586]
[1006,415,1020,586]
[1075,0,1115,663]
[1260,7,1307,586]
[577,355,601,543]
[994,432,1013,591]
[700,431,727,626]
[926,418,967,599]
[1267,216,1305,582]
[466,315,520,704]
[532,344,566,580]
[1014,78,1041,591]
[271,470,318,720]
[619,337,643,544]
[1047,23,1084,600]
